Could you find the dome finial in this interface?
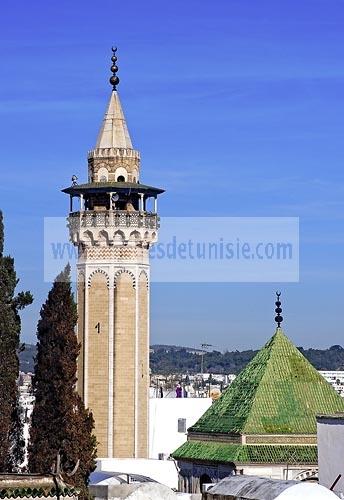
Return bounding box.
[275,291,283,328]
[109,46,120,90]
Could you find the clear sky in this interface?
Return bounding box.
[1,0,344,350]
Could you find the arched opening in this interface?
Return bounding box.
[82,230,95,246]
[97,166,109,182]
[114,230,125,242]
[99,230,109,246]
[200,473,212,492]
[114,166,128,182]
[129,230,140,241]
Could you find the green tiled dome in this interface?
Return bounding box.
[189,328,344,435]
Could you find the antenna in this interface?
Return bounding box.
[200,343,213,375]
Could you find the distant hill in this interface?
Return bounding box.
[19,342,344,375]
[19,344,36,373]
[151,344,204,354]
[150,343,344,375]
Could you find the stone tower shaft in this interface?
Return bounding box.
[63,54,164,458]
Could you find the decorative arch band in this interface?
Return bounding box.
[77,271,85,282]
[114,269,136,289]
[87,269,110,288]
[139,269,149,290]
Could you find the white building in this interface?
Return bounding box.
[317,413,344,496]
[149,397,212,460]
[18,372,35,467]
[95,457,179,490]
[319,371,344,397]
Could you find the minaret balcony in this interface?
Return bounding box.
[68,210,159,247]
[69,209,158,230]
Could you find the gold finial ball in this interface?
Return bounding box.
[111,65,118,73]
[110,75,120,87]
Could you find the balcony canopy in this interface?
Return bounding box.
[62,181,165,198]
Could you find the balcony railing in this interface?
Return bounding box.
[68,210,159,231]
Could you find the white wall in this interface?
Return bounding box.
[96,458,179,490]
[241,465,310,481]
[317,416,344,494]
[149,398,212,459]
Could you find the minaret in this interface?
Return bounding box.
[63,48,164,458]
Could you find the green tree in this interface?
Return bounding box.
[28,264,96,499]
[0,210,33,470]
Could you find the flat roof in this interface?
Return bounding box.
[317,413,344,421]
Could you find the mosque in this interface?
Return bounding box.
[172,295,344,493]
[61,49,344,496]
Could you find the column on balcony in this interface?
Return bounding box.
[108,193,114,226]
[139,193,144,212]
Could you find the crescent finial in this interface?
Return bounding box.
[109,46,120,90]
[274,291,283,328]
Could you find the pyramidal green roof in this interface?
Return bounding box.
[189,328,344,435]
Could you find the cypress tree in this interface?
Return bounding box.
[0,211,3,256]
[29,264,96,499]
[0,210,33,470]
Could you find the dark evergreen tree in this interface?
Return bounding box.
[28,264,96,499]
[7,392,27,471]
[0,210,33,470]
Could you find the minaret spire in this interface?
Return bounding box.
[94,46,133,151]
[275,291,283,328]
[109,47,120,90]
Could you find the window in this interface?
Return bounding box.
[200,474,212,491]
[114,166,128,181]
[178,418,186,433]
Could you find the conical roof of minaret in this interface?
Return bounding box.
[95,90,133,149]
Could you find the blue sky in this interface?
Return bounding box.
[1,0,344,350]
